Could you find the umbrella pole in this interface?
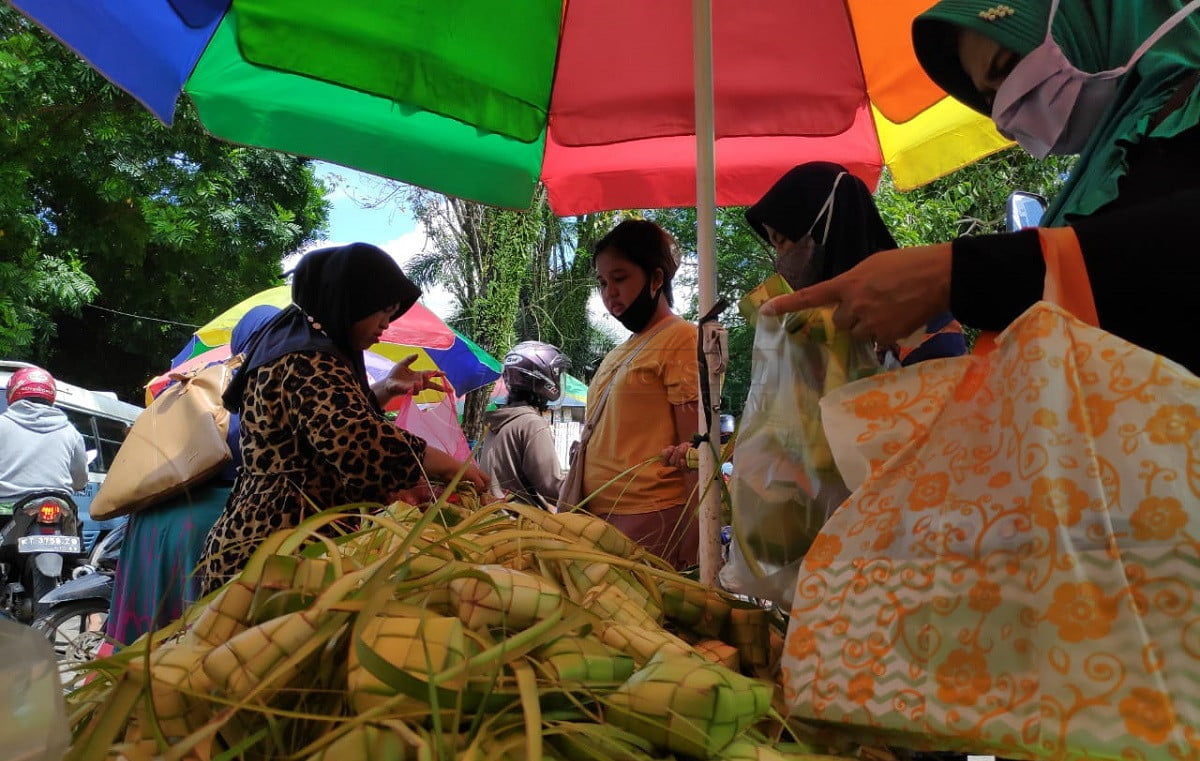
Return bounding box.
[692,0,722,588]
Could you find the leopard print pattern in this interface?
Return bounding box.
[197,352,426,595]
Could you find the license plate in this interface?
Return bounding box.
[18,534,81,554]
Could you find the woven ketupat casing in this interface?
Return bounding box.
[783,302,1200,761]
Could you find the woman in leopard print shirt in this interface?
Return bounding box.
[197,243,487,595]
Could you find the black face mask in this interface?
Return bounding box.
[776,234,827,290]
[614,277,661,333]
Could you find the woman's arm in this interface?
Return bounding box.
[290,356,429,499]
[292,357,488,496]
[762,188,1200,374]
[952,188,1200,371]
[420,446,489,493]
[671,401,700,510]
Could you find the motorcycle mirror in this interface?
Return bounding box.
[1006,190,1047,232]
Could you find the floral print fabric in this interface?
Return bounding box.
[783,303,1200,760]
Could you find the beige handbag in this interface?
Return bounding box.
[90,357,240,521]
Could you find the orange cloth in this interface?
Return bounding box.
[582,316,699,516]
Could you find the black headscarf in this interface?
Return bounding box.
[744,162,897,284]
[223,243,421,413]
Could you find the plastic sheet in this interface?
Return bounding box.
[0,617,68,761]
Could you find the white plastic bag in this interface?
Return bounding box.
[0,618,69,761]
[725,310,878,604]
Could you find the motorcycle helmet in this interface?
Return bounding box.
[6,366,56,405]
[503,341,569,404]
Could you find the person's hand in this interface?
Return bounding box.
[761,243,953,345]
[453,460,489,494]
[373,354,446,403]
[391,477,436,506]
[421,447,490,493]
[660,442,693,470]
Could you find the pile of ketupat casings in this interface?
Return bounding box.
[61,489,858,761]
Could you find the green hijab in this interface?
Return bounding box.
[913,0,1200,225]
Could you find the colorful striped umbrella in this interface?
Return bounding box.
[169,285,458,365]
[14,0,1012,215]
[23,0,1017,585]
[153,286,501,404]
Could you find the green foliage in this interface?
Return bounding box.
[875,151,1074,246]
[403,189,548,439]
[401,187,625,437]
[0,8,329,399]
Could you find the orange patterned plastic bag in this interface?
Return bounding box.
[783,303,1200,761]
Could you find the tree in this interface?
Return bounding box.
[399,185,618,439]
[647,207,774,418]
[0,8,329,400]
[403,190,543,440]
[515,210,618,381]
[875,151,1073,245]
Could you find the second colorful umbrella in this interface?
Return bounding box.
[157,286,500,403]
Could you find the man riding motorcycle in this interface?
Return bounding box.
[0,367,88,503]
[474,341,569,509]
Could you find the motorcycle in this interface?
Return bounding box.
[0,489,84,622]
[33,521,122,665]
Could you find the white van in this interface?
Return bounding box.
[0,361,142,552]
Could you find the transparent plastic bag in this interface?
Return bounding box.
[0,618,69,761]
[392,387,471,461]
[725,309,879,605]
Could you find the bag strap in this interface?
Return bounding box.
[558,318,675,510]
[973,226,1097,354]
[577,318,674,448]
[1037,227,1099,326]
[165,353,244,386]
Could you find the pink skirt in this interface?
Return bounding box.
[601,503,699,570]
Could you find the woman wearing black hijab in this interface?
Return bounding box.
[745,162,966,365]
[198,243,487,594]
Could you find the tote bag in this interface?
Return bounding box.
[90,358,238,521]
[782,229,1200,760]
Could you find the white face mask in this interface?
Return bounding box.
[803,171,846,246]
[991,0,1200,158]
[769,171,846,289]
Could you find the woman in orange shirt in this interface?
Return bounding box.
[564,220,701,569]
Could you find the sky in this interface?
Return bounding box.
[300,162,630,343]
[284,163,456,317]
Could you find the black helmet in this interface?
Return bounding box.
[503,341,569,403]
